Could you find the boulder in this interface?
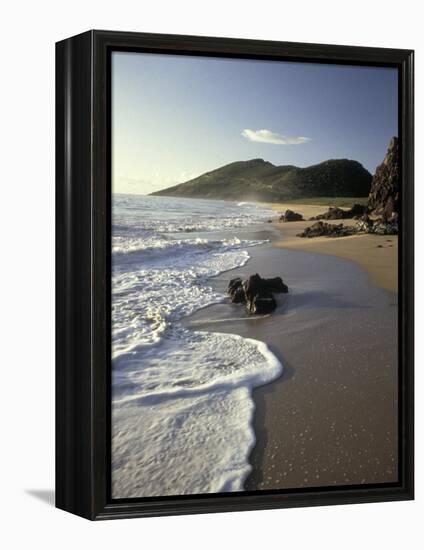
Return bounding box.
[348,203,367,218]
[310,206,345,220]
[297,221,356,238]
[247,292,277,314]
[228,277,242,294]
[355,214,373,233]
[227,277,246,303]
[369,220,398,235]
[242,274,288,299]
[261,276,289,294]
[355,215,398,236]
[243,274,286,314]
[280,209,303,222]
[231,287,246,303]
[242,274,265,303]
[310,203,367,221]
[228,273,288,314]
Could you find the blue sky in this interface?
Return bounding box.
[112,52,398,194]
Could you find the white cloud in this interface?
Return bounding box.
[241,128,311,145]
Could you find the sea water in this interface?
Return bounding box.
[112,195,283,498]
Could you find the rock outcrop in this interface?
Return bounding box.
[227,278,246,303]
[310,203,367,221]
[349,203,369,219]
[297,221,356,238]
[297,138,400,239]
[356,215,398,235]
[298,215,398,239]
[368,137,399,222]
[228,274,288,314]
[279,209,303,222]
[310,206,345,220]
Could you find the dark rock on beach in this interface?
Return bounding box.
[355,214,373,233]
[228,277,243,294]
[243,274,288,301]
[262,276,289,294]
[349,203,368,219]
[297,221,356,238]
[247,292,277,314]
[299,215,398,240]
[227,273,288,314]
[228,277,246,303]
[243,274,268,304]
[310,203,367,221]
[368,220,398,235]
[231,286,246,304]
[279,209,304,222]
[355,214,398,236]
[310,206,345,220]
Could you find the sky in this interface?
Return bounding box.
[112,51,398,195]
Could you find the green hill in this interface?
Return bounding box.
[151,158,372,202]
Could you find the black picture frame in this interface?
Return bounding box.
[56,29,414,520]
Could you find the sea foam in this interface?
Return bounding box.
[112,195,281,498]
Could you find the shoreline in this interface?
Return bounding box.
[185,213,398,491]
[263,202,398,293]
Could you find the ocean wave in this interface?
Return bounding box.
[112,246,254,353]
[112,195,276,236]
[111,195,281,498]
[112,235,261,257]
[113,217,269,234]
[112,331,282,498]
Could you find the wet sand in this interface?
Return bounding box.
[185,224,398,491]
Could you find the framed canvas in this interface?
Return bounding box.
[56,30,414,520]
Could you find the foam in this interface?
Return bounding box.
[111,195,281,498]
[112,331,282,498]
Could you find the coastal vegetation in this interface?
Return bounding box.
[152,158,372,202]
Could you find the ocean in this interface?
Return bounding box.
[111,194,283,498]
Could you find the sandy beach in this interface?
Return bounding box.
[185,209,398,491]
[266,203,398,293]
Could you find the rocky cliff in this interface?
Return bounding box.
[368,137,399,221]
